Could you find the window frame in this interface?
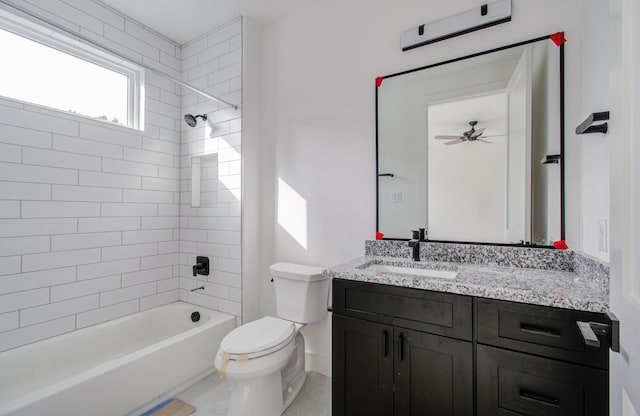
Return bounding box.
[0,9,145,130]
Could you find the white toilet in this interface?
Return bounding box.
[214,262,329,416]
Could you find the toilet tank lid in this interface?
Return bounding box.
[269,262,327,281]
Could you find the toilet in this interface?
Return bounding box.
[214,262,329,416]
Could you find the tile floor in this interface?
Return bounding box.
[176,372,331,416]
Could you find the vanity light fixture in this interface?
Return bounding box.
[401,0,512,51]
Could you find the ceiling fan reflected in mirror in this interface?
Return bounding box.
[433,121,495,145]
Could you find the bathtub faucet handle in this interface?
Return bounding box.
[192,264,202,276]
[192,256,210,277]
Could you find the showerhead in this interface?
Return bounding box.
[184,113,208,127]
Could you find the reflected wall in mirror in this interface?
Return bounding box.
[376,35,564,245]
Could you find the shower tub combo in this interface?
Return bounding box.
[0,302,235,416]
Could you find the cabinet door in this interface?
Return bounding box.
[394,328,473,416]
[477,344,608,416]
[332,314,394,416]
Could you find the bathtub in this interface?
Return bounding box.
[0,302,236,416]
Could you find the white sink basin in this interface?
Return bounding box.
[364,263,457,279]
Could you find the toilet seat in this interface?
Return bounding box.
[220,317,295,361]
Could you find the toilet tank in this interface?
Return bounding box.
[270,262,329,324]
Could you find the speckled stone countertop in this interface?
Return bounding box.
[324,255,609,313]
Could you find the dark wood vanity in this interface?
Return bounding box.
[354,24,614,415]
[332,279,610,416]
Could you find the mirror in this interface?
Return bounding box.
[376,35,564,246]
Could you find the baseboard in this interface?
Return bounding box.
[305,352,331,378]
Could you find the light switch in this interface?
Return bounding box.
[598,219,608,253]
[392,192,403,203]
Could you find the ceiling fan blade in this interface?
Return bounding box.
[444,140,463,145]
[434,135,462,140]
[470,128,486,138]
[476,139,492,144]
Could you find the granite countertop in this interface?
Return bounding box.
[324,255,609,313]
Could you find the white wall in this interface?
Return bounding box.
[0,0,182,352]
[241,17,263,324]
[579,0,610,261]
[247,0,590,376]
[178,19,243,325]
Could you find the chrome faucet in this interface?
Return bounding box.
[408,230,421,261]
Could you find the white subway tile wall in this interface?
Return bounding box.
[0,1,242,352]
[179,18,242,318]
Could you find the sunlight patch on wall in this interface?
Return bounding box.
[219,175,241,202]
[277,177,308,249]
[204,137,218,154]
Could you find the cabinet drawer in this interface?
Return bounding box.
[477,345,608,416]
[476,298,609,369]
[333,279,472,341]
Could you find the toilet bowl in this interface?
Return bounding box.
[214,262,328,416]
[215,317,306,416]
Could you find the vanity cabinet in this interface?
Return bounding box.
[332,279,610,416]
[476,298,609,415]
[332,279,473,416]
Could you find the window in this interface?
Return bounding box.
[0,14,143,129]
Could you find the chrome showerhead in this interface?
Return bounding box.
[184,113,208,127]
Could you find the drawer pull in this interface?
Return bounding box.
[520,390,560,406]
[520,324,561,338]
[398,333,405,362]
[382,330,388,358]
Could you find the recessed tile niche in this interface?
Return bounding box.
[191,153,218,208]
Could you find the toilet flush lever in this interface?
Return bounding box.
[192,256,210,277]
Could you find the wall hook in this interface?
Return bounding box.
[576,111,609,135]
[541,154,561,164]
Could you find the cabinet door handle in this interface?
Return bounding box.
[382,330,388,358]
[577,321,601,347]
[398,333,404,362]
[577,312,620,352]
[520,324,561,338]
[520,390,560,406]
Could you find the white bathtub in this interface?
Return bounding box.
[0,302,236,416]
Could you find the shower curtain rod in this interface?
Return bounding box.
[0,0,239,110]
